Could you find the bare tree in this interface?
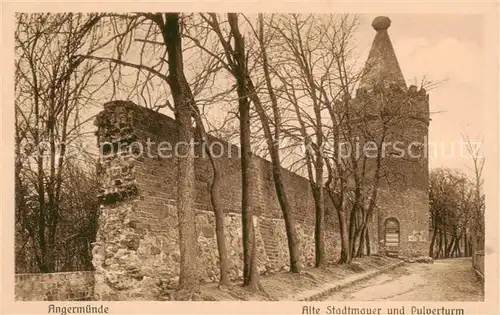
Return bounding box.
[229,13,262,288]
[187,12,277,288]
[15,13,107,273]
[267,13,433,263]
[464,135,485,263]
[429,168,476,259]
[80,12,235,291]
[218,13,303,274]
[252,14,302,273]
[265,14,361,264]
[151,13,200,296]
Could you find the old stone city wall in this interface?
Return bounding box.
[15,271,94,301]
[14,97,431,301]
[91,100,345,300]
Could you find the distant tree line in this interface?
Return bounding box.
[428,152,485,260]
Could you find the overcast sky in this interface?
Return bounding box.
[355,14,483,173]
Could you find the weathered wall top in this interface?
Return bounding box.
[94,100,336,225]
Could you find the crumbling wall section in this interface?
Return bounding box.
[93,101,343,300]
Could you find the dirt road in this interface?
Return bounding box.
[323,257,484,301]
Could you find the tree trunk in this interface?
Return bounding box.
[238,80,259,290]
[468,238,473,258]
[429,226,437,258]
[356,224,366,258]
[244,44,301,273]
[208,148,230,286]
[286,56,323,269]
[443,230,448,258]
[190,87,229,285]
[454,236,461,257]
[312,84,325,268]
[227,13,260,290]
[464,235,469,257]
[450,238,456,257]
[449,236,456,258]
[347,209,357,262]
[438,230,443,259]
[271,160,301,273]
[36,103,48,273]
[365,226,371,256]
[336,209,350,264]
[436,229,443,259]
[249,17,302,271]
[194,122,230,286]
[163,13,199,294]
[313,174,325,267]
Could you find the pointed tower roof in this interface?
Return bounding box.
[359,16,407,90]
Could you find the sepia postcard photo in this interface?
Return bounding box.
[1,1,498,315]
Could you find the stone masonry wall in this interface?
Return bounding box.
[92,101,341,300]
[15,271,94,301]
[377,188,430,257]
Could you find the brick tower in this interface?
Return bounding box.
[355,16,431,257]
